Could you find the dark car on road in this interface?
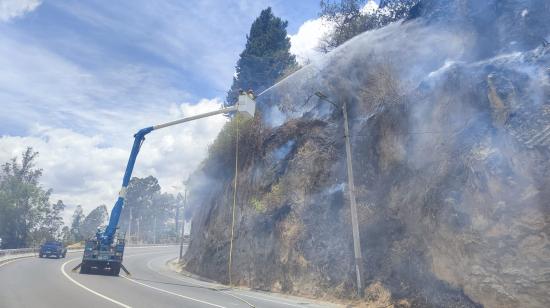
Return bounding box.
[39,241,67,258]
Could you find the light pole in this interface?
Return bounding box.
[127,207,133,244]
[315,92,364,297]
[179,188,187,262]
[153,216,157,244]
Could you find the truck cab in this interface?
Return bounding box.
[39,241,67,259]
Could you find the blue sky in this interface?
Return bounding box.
[1,0,320,136]
[0,0,378,219]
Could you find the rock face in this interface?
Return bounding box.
[183,1,549,307]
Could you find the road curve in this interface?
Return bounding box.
[0,245,337,308]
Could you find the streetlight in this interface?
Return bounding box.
[173,185,183,241]
[178,188,187,262]
[315,91,364,297]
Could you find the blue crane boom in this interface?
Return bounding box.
[74,92,256,276]
[101,126,153,245]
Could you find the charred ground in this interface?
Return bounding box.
[182,1,550,307]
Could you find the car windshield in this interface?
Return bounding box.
[44,241,60,246]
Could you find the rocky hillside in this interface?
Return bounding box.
[183,1,550,307]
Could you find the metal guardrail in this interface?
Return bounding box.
[0,248,38,258]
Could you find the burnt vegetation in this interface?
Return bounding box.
[183,1,550,307]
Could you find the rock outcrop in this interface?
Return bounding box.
[183,1,550,307]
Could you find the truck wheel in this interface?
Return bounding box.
[62,253,66,258]
[39,254,43,258]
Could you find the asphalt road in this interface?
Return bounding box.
[0,245,337,308]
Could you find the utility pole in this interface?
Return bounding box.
[136,219,140,244]
[315,92,364,297]
[179,188,187,262]
[153,216,157,244]
[175,201,180,240]
[342,100,363,297]
[127,207,133,244]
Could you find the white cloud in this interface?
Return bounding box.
[0,30,228,222]
[0,0,41,22]
[289,0,379,65]
[361,0,379,15]
[0,32,191,137]
[289,17,335,65]
[0,98,227,222]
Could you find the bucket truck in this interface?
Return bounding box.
[73,92,256,276]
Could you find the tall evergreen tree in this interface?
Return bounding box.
[226,7,297,105]
[70,205,85,242]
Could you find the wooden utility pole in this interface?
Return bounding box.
[342,100,364,297]
[315,92,364,297]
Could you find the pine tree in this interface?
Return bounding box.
[226,7,297,105]
[70,205,85,242]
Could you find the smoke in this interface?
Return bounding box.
[186,1,549,305]
[270,140,295,162]
[257,18,470,128]
[253,0,549,306]
[325,182,345,195]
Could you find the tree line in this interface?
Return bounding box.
[0,148,185,249]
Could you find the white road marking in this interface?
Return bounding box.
[61,258,132,308]
[182,274,310,308]
[148,256,309,307]
[231,292,306,307]
[121,275,227,308]
[145,255,255,307]
[124,250,168,260]
[52,246,312,308]
[161,261,305,307]
[0,259,20,268]
[126,245,177,249]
